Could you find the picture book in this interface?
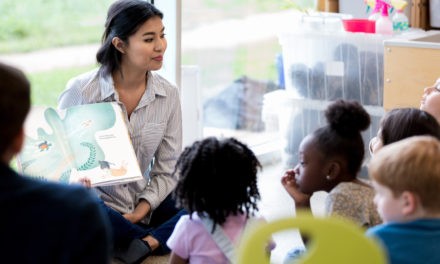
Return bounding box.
[16,102,143,187]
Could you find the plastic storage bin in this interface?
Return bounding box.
[263,90,384,170]
[279,31,390,106]
[275,30,390,170]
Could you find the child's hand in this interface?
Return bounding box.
[281,169,311,208]
[77,177,92,188]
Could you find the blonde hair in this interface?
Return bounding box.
[368,136,440,212]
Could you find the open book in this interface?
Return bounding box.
[16,102,143,187]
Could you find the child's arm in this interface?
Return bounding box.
[281,170,311,249]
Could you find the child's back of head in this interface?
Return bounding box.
[173,137,261,226]
[369,135,440,214]
[0,62,30,157]
[380,108,440,146]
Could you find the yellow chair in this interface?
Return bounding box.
[237,212,387,264]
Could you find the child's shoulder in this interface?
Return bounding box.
[332,180,373,194]
[328,181,376,207]
[178,212,204,225]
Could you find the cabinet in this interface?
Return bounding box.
[383,32,440,110]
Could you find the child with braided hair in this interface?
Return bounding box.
[167,137,273,264]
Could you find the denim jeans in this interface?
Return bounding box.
[101,194,187,254]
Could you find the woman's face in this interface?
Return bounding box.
[294,135,328,194]
[122,16,167,72]
[420,78,440,123]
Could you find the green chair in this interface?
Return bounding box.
[237,212,387,264]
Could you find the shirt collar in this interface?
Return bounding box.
[98,69,116,102]
[147,71,167,97]
[98,70,168,103]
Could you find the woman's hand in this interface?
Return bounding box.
[123,199,151,224]
[77,177,92,188]
[281,169,310,208]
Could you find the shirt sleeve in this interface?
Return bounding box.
[167,215,190,260]
[58,76,85,109]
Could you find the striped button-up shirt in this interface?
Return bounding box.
[58,68,182,221]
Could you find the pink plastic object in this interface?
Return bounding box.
[342,19,376,33]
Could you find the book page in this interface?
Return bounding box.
[64,102,142,186]
[17,102,143,186]
[17,106,75,184]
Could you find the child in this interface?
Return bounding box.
[282,99,381,227]
[369,107,440,155]
[0,63,112,262]
[420,77,440,124]
[281,100,381,263]
[366,136,440,264]
[167,137,269,264]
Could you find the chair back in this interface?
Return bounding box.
[237,212,387,264]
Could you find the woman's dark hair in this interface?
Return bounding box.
[96,0,163,75]
[380,108,440,146]
[313,99,370,177]
[172,137,261,229]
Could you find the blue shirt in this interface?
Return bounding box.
[366,219,440,264]
[0,162,112,263]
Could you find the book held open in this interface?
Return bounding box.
[17,102,143,187]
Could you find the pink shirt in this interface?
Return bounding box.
[166,212,247,264]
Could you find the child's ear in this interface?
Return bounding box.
[12,128,25,154]
[4,128,25,163]
[111,37,126,54]
[325,161,340,180]
[401,191,418,215]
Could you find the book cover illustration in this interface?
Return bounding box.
[17,102,143,186]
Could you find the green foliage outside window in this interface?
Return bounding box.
[0,0,114,53]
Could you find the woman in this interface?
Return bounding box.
[58,1,185,263]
